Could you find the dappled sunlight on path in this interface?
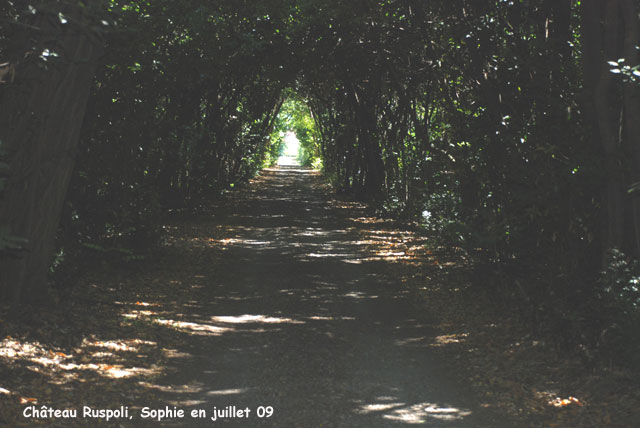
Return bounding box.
[0,165,501,427]
[132,165,499,427]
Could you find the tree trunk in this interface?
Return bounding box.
[0,9,103,305]
[581,0,626,257]
[351,88,385,200]
[620,0,640,257]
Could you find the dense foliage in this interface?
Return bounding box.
[60,1,295,258]
[1,0,640,364]
[270,95,321,167]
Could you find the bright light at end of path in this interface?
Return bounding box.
[278,131,300,166]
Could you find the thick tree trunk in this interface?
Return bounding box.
[352,89,385,200]
[619,0,640,257]
[0,10,103,304]
[581,0,627,257]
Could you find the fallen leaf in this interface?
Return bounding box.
[548,396,583,408]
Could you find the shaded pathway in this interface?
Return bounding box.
[141,166,500,427]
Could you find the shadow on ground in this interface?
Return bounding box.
[1,166,504,427]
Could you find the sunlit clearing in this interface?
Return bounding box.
[284,131,299,155]
[278,131,300,166]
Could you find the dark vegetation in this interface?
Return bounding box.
[1,0,640,371]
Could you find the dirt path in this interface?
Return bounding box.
[1,165,511,427]
[4,164,638,427]
[135,165,500,427]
